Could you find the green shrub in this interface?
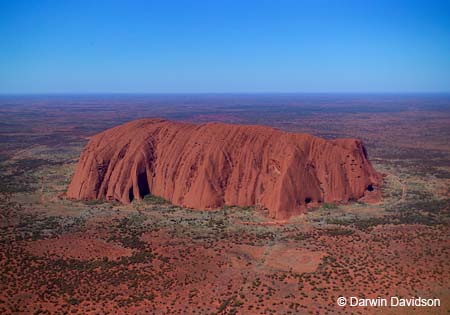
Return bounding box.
[143,194,169,205]
[322,203,338,210]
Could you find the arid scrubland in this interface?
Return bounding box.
[0,95,449,314]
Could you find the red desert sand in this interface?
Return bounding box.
[25,233,134,261]
[67,118,380,219]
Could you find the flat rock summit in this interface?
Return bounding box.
[67,118,381,219]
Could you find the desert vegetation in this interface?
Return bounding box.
[0,95,449,314]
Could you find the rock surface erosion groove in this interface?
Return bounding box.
[67,118,381,218]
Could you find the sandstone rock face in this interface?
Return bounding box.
[67,118,381,219]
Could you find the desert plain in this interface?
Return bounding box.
[0,94,449,314]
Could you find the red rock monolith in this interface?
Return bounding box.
[67,118,381,219]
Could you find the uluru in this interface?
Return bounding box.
[66,118,381,219]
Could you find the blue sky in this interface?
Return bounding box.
[0,0,449,93]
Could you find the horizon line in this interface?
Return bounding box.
[1,91,450,96]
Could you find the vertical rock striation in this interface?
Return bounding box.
[67,118,381,219]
